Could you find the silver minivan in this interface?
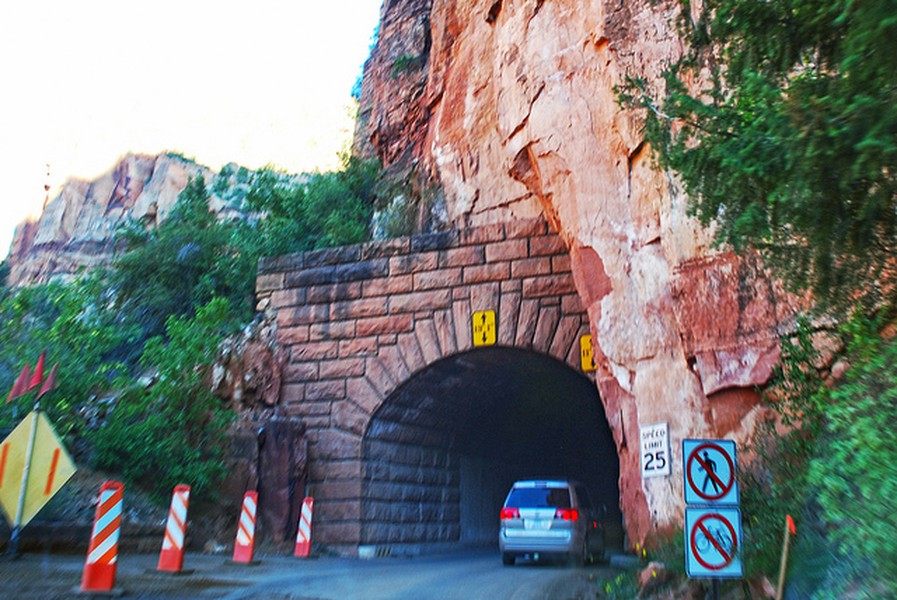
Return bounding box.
[499,479,605,566]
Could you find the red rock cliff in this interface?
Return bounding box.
[4,153,243,287]
[357,0,793,545]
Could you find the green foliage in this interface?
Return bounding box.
[599,572,640,599]
[391,53,420,77]
[246,154,379,256]
[626,0,897,312]
[0,276,137,437]
[741,317,829,577]
[110,175,256,337]
[1,155,383,502]
[0,259,9,292]
[89,298,235,502]
[370,165,448,239]
[620,2,896,592]
[809,316,897,591]
[743,315,897,595]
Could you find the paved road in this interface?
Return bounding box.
[0,549,620,599]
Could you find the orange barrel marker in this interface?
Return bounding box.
[157,484,191,573]
[80,480,124,593]
[232,491,258,564]
[294,496,314,558]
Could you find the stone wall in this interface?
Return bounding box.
[256,217,593,553]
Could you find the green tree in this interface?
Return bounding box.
[110,175,255,337]
[246,155,380,256]
[628,0,897,312]
[90,298,235,501]
[0,275,137,435]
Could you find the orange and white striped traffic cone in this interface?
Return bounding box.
[294,496,314,558]
[80,480,124,593]
[157,484,190,573]
[232,491,258,564]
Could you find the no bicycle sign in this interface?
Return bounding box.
[685,507,743,578]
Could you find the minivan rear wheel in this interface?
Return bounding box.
[502,552,515,566]
[568,539,588,567]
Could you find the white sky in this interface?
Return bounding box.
[0,0,383,259]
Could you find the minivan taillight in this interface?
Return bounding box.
[555,508,579,521]
[500,507,520,520]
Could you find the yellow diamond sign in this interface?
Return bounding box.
[0,411,77,527]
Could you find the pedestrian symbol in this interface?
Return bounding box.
[683,439,738,505]
[699,451,719,494]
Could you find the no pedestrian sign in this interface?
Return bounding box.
[685,507,743,578]
[683,439,738,505]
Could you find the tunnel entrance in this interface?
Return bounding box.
[361,347,621,553]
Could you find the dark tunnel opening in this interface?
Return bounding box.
[361,347,622,553]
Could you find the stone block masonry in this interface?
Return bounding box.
[257,217,590,555]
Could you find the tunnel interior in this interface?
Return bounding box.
[361,347,621,552]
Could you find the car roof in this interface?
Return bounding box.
[511,479,573,488]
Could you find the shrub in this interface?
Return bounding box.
[90,298,235,502]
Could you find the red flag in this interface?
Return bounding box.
[786,514,796,535]
[29,350,46,390]
[37,363,58,399]
[6,364,31,403]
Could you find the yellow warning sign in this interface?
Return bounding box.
[580,334,597,372]
[472,310,497,347]
[0,411,77,527]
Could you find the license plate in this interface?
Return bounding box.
[524,519,551,530]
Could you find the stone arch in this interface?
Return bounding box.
[359,346,620,553]
[256,217,609,554]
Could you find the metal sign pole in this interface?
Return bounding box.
[8,404,39,557]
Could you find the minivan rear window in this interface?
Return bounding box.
[505,487,571,509]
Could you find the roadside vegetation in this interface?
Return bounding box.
[618,0,897,596]
[0,155,381,503]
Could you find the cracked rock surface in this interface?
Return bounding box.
[356,0,797,545]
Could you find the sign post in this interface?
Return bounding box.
[683,439,743,596]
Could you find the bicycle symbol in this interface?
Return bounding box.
[695,526,734,555]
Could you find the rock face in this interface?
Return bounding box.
[3,153,247,287]
[356,0,794,544]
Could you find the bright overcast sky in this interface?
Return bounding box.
[0,0,383,259]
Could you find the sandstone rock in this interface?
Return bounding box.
[4,153,244,287]
[257,417,308,545]
[219,413,309,548]
[356,0,801,546]
[637,560,674,598]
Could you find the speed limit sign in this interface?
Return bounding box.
[640,422,671,478]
